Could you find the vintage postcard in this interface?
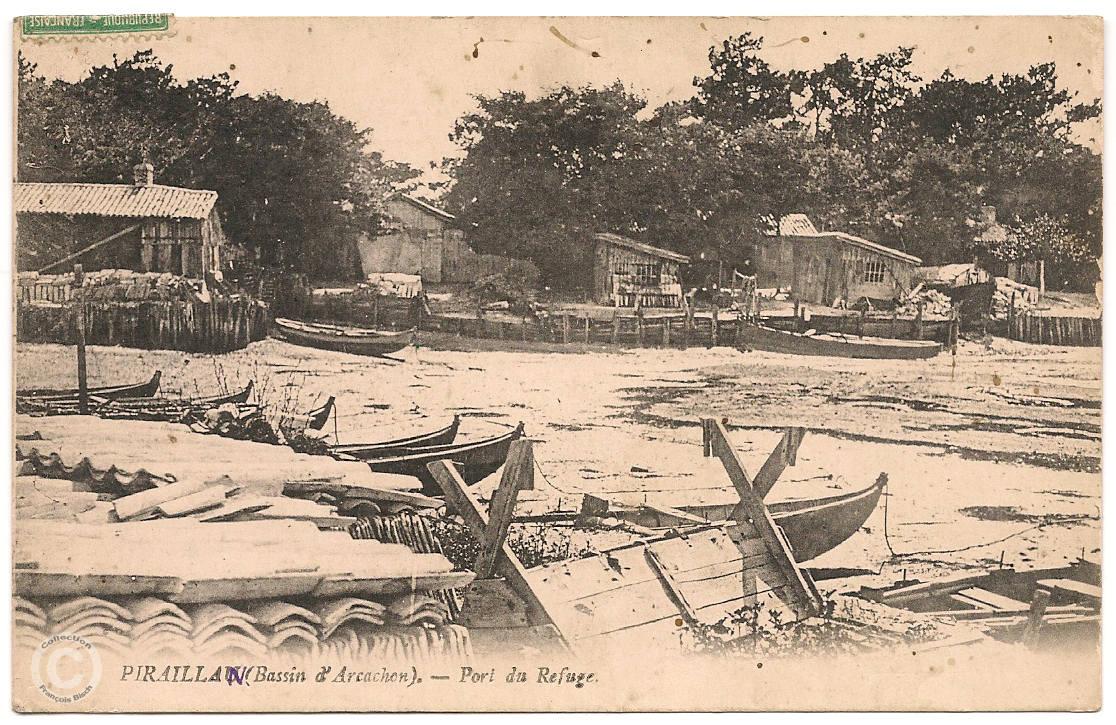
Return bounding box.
[9,15,1103,711]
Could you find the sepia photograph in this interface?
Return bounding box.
[8,12,1105,712]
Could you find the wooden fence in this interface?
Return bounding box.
[17,297,270,353]
[1009,312,1101,347]
[423,309,750,348]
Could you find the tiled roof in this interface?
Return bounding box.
[594,232,691,264]
[762,214,820,237]
[14,182,218,219]
[778,214,819,236]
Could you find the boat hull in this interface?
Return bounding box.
[98,381,255,422]
[364,423,524,494]
[738,323,941,360]
[16,371,162,413]
[671,476,887,562]
[273,318,414,357]
[767,476,887,562]
[331,416,461,459]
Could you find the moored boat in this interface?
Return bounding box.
[738,323,941,359]
[17,371,162,409]
[587,474,888,563]
[97,381,255,422]
[364,422,524,493]
[273,317,415,357]
[330,416,461,460]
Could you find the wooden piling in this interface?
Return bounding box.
[73,265,88,415]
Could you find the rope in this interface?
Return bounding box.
[881,481,1095,558]
[532,457,584,496]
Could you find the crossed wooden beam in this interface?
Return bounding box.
[426,420,821,648]
[701,418,820,617]
[427,441,571,648]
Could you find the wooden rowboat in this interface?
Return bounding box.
[97,381,255,422]
[738,323,941,360]
[595,474,887,563]
[364,422,525,493]
[766,474,888,562]
[17,371,162,404]
[330,416,461,460]
[273,317,415,357]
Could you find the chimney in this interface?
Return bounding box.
[980,205,997,226]
[133,162,154,187]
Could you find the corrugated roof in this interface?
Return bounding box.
[594,232,691,264]
[392,194,457,222]
[14,182,218,219]
[813,232,922,265]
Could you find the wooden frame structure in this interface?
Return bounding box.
[428,423,822,654]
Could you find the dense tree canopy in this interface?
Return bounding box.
[441,34,1101,291]
[17,51,419,277]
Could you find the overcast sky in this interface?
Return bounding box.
[19,16,1103,185]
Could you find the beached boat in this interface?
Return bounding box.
[97,381,255,421]
[738,323,941,359]
[330,415,461,460]
[17,371,162,405]
[306,396,336,431]
[273,317,415,357]
[363,422,524,493]
[766,475,888,562]
[859,556,1100,649]
[593,475,887,562]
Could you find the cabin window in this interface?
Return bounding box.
[864,260,885,284]
[629,262,661,285]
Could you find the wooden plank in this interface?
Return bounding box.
[644,544,699,625]
[704,418,820,618]
[426,458,571,649]
[752,427,806,499]
[475,440,532,578]
[1036,578,1102,603]
[954,587,1030,611]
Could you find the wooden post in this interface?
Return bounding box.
[915,301,924,339]
[475,440,533,577]
[701,418,714,457]
[701,418,821,618]
[583,314,590,343]
[752,427,807,499]
[710,306,719,347]
[561,314,569,344]
[610,311,619,345]
[73,264,89,415]
[636,309,644,346]
[1039,259,1046,298]
[663,316,671,346]
[1022,587,1051,647]
[426,455,570,648]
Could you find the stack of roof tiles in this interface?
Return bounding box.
[12,594,469,663]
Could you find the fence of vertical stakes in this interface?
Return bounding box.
[1009,311,1102,347]
[17,296,269,352]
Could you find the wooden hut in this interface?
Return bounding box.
[592,232,690,308]
[356,194,469,284]
[753,215,921,306]
[14,163,226,279]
